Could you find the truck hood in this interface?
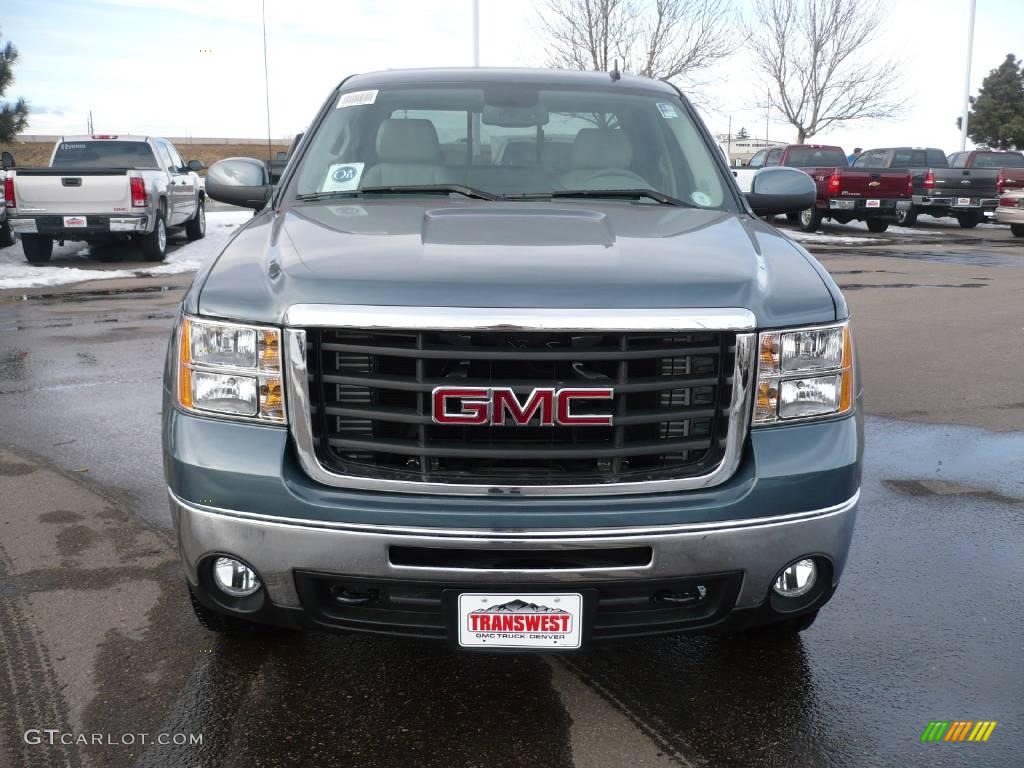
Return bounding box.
[196,200,841,327]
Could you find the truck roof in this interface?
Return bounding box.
[870,146,945,152]
[59,135,150,142]
[339,67,679,95]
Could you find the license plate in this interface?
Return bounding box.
[865,199,880,208]
[956,197,972,206]
[63,215,88,227]
[457,593,583,649]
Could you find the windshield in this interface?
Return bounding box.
[294,83,728,208]
[51,141,159,169]
[785,147,848,168]
[972,152,1024,168]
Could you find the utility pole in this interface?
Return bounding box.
[765,93,770,144]
[261,0,273,165]
[726,115,732,165]
[472,0,480,66]
[959,0,976,151]
[87,110,94,135]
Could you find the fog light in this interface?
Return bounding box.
[212,556,261,597]
[772,558,817,598]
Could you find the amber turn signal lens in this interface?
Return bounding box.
[259,329,281,372]
[178,318,193,409]
[839,326,854,414]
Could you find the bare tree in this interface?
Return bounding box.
[747,0,903,142]
[540,0,735,84]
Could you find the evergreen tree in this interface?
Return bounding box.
[966,53,1024,150]
[0,30,29,142]
[737,126,750,140]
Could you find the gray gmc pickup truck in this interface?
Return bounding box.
[164,68,862,650]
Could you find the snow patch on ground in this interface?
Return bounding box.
[0,211,251,290]
[785,230,874,245]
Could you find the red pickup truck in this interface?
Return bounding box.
[760,145,911,233]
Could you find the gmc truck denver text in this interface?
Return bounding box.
[165,69,862,650]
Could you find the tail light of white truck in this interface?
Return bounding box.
[753,322,853,425]
[3,176,13,208]
[130,176,147,208]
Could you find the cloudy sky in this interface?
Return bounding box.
[3,0,1022,154]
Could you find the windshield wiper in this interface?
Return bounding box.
[509,189,694,207]
[297,184,497,202]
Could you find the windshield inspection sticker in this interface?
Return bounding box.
[657,102,680,119]
[322,162,365,192]
[691,191,712,207]
[336,89,378,108]
[328,204,369,217]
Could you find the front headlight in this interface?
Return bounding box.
[754,322,853,425]
[177,315,285,423]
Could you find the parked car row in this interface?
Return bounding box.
[733,144,1024,236]
[2,135,207,262]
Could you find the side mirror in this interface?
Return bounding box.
[1,151,14,169]
[188,159,205,172]
[205,157,271,210]
[745,167,816,216]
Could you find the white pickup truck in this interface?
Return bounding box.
[4,135,206,263]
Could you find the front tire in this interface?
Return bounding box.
[185,198,206,241]
[866,219,889,233]
[141,208,168,261]
[745,611,819,638]
[0,219,15,248]
[22,234,54,264]
[188,585,271,636]
[1011,224,1024,237]
[895,206,918,226]
[956,213,980,229]
[798,207,822,232]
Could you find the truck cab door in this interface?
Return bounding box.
[166,142,196,223]
[157,140,188,224]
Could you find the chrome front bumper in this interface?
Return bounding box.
[170,488,860,611]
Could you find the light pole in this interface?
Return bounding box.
[959,0,976,151]
[472,0,480,67]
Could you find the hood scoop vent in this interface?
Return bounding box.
[422,207,614,247]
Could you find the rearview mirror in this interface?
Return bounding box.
[188,159,205,172]
[205,157,271,210]
[1,151,14,169]
[745,167,816,216]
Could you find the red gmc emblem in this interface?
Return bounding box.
[431,386,614,426]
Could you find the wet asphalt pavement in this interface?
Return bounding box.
[0,218,1022,767]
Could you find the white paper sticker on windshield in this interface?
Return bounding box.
[336,90,378,108]
[657,102,679,119]
[323,162,364,192]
